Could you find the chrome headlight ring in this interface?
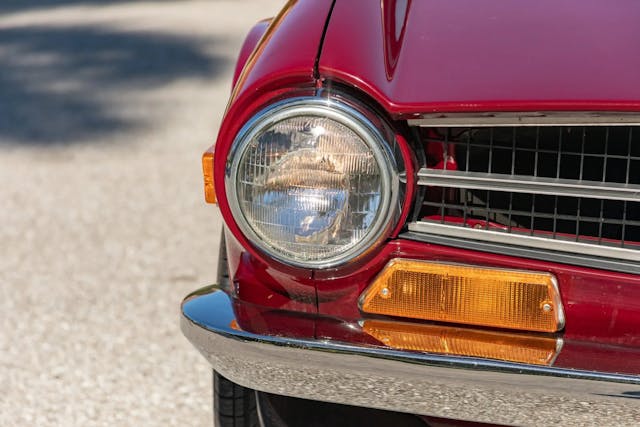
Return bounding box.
[225,96,400,269]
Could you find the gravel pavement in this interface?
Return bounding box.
[0,1,283,425]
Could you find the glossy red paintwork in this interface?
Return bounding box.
[212,0,333,278]
[553,340,640,375]
[232,19,272,88]
[225,228,316,313]
[390,132,417,238]
[227,217,640,347]
[214,0,417,278]
[315,239,640,347]
[319,0,640,116]
[230,296,640,376]
[214,0,640,371]
[232,300,382,347]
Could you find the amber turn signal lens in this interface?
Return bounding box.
[360,259,564,333]
[363,320,561,365]
[202,148,216,204]
[229,319,241,331]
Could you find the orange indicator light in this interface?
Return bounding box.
[229,319,242,331]
[202,148,216,204]
[363,319,561,365]
[360,259,564,333]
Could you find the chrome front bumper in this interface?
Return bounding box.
[181,286,640,425]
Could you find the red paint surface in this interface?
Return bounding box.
[390,132,417,238]
[230,295,640,376]
[212,0,333,277]
[228,0,328,107]
[381,0,411,81]
[320,0,640,115]
[553,340,640,375]
[316,239,640,347]
[227,220,640,347]
[213,0,417,277]
[232,19,272,88]
[225,229,317,313]
[233,300,382,347]
[213,0,640,368]
[233,300,317,339]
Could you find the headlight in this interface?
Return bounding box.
[225,97,399,268]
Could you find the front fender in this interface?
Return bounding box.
[232,18,272,88]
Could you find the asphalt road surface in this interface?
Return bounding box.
[0,1,283,425]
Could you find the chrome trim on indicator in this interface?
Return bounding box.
[415,169,640,202]
[408,222,640,263]
[407,112,640,127]
[182,287,640,426]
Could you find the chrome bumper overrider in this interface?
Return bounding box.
[181,286,640,425]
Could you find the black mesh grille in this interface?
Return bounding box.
[417,126,640,249]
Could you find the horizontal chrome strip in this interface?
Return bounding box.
[414,169,640,202]
[408,222,640,263]
[407,112,640,127]
[400,231,639,275]
[183,287,640,426]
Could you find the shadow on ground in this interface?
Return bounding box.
[0,20,227,144]
[0,0,128,14]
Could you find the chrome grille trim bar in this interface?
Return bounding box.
[407,112,640,127]
[414,169,640,202]
[408,222,640,263]
[400,231,639,275]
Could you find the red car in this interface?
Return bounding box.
[181,1,640,425]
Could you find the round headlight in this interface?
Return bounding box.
[226,98,398,268]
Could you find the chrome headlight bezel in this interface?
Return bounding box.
[225,96,400,269]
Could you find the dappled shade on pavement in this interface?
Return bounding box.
[0,20,226,144]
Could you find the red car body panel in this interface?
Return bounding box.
[314,239,640,347]
[319,0,640,115]
[232,18,272,88]
[225,229,317,313]
[226,220,640,348]
[230,299,640,376]
[211,0,640,378]
[213,0,333,285]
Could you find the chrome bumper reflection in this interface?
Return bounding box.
[181,286,640,425]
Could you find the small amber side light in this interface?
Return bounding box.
[363,320,560,365]
[202,148,216,204]
[360,259,564,333]
[229,319,241,331]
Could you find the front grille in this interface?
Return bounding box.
[408,125,640,264]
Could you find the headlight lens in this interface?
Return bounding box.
[226,98,397,268]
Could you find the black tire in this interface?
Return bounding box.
[213,371,259,427]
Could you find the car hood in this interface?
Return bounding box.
[318,0,640,116]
